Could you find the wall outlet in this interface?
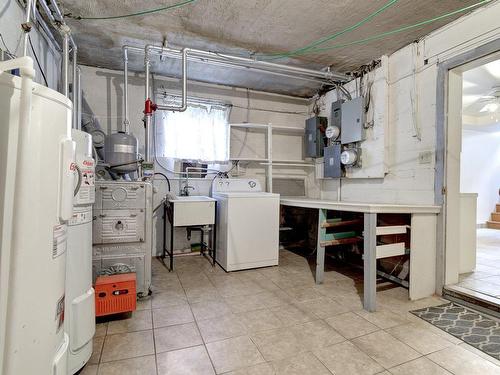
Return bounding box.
[418,151,433,164]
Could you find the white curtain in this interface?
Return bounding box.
[156,96,230,162]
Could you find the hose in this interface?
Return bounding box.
[289,0,493,57]
[154,172,171,192]
[262,0,399,59]
[70,0,197,20]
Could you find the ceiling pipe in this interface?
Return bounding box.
[122,44,347,85]
[143,45,188,164]
[22,0,34,57]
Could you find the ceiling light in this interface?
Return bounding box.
[479,103,499,113]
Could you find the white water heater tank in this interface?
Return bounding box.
[65,130,96,374]
[0,58,75,375]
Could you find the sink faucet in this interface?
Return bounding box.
[180,184,195,196]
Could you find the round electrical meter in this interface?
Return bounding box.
[340,149,359,166]
[325,126,340,139]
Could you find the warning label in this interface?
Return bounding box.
[52,224,67,258]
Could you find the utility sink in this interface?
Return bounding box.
[167,195,216,227]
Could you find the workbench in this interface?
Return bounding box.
[280,197,441,312]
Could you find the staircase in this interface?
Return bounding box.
[486,204,500,229]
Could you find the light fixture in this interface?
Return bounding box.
[479,103,499,113]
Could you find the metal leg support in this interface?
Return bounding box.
[315,208,327,284]
[363,212,377,312]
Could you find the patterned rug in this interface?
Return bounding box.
[411,303,500,360]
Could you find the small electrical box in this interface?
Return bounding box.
[341,97,365,145]
[304,116,328,158]
[323,144,342,178]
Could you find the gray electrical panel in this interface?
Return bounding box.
[323,144,342,178]
[304,116,327,158]
[341,97,365,145]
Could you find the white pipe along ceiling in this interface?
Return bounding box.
[56,0,489,97]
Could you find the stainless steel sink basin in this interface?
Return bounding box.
[167,195,216,226]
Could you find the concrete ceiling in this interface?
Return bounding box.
[58,0,486,97]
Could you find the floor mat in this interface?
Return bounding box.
[411,302,500,360]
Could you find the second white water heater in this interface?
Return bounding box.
[65,129,96,374]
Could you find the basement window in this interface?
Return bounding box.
[155,95,231,162]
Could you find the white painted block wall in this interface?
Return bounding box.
[314,0,500,205]
[460,127,500,224]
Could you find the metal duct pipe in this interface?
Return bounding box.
[22,0,34,57]
[62,32,69,97]
[122,46,130,133]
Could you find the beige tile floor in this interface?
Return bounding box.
[457,228,500,302]
[80,250,500,375]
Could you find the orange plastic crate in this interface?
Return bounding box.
[94,273,136,317]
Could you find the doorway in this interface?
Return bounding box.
[440,44,500,311]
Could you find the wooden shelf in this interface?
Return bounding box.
[321,219,363,228]
[320,236,363,247]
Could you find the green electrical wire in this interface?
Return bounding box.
[72,0,197,20]
[262,0,399,59]
[266,0,492,59]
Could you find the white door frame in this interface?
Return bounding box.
[435,38,500,293]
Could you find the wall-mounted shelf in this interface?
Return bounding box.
[229,122,307,192]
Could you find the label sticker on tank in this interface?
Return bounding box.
[52,224,67,258]
[82,169,95,186]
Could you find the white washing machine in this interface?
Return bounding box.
[212,178,279,271]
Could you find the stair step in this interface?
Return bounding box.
[492,213,500,222]
[487,220,500,230]
[496,204,500,213]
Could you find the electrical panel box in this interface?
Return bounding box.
[330,100,343,130]
[304,116,328,158]
[341,97,365,145]
[323,144,342,178]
